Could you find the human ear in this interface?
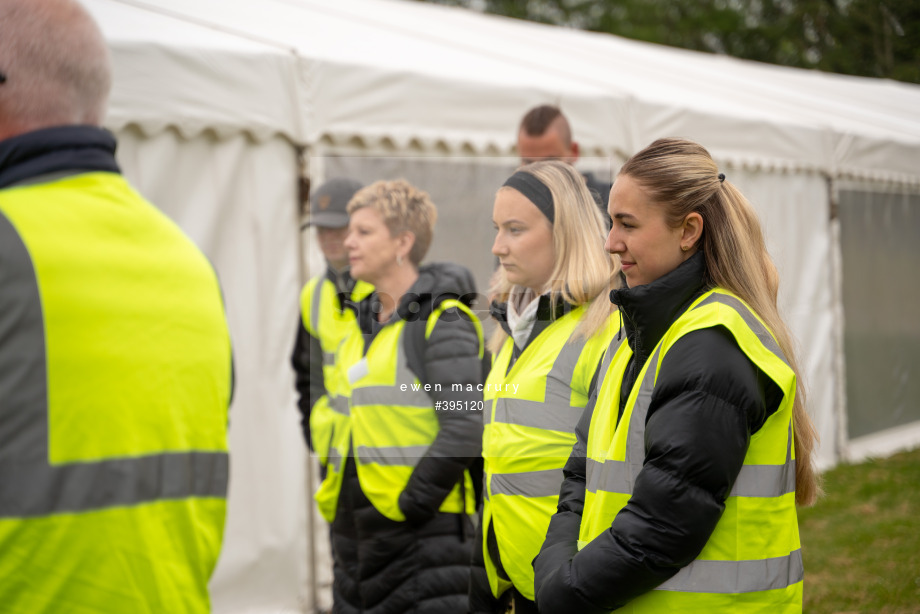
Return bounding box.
[398,230,416,261]
[569,141,580,163]
[680,212,703,251]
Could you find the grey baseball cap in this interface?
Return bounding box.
[307,178,364,228]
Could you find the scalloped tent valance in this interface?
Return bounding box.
[88,0,920,183]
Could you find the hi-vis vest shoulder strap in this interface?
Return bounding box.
[334,299,482,522]
[300,276,370,466]
[579,289,802,613]
[303,275,373,369]
[308,279,373,523]
[481,307,621,600]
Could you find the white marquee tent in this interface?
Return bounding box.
[83,0,920,611]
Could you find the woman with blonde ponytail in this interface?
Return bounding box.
[470,160,620,614]
[534,138,820,614]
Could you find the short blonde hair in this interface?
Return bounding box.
[347,179,438,266]
[489,160,619,353]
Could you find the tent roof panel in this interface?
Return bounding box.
[87,0,303,141]
[88,0,920,177]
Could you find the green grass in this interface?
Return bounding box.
[800,447,920,613]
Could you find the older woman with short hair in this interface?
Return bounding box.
[320,179,485,614]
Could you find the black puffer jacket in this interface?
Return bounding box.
[533,252,782,613]
[332,262,486,614]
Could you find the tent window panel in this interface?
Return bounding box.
[839,189,920,440]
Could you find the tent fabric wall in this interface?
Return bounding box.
[113,128,309,612]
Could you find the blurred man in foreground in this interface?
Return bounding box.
[0,1,233,612]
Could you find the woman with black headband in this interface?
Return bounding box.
[470,160,621,614]
[533,138,820,613]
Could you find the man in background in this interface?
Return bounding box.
[291,178,367,515]
[517,104,612,213]
[0,1,232,612]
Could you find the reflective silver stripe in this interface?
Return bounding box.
[356,445,429,466]
[493,397,584,433]
[490,468,564,498]
[483,399,494,425]
[586,456,628,494]
[588,379,795,499]
[589,449,796,500]
[310,277,323,335]
[0,214,228,519]
[658,548,804,594]
[0,212,48,461]
[351,385,430,408]
[323,351,335,364]
[695,293,791,369]
[329,394,350,416]
[0,452,229,518]
[731,462,796,497]
[327,447,343,473]
[490,338,587,431]
[599,329,626,376]
[624,344,662,487]
[575,331,628,448]
[583,337,657,496]
[731,425,796,497]
[350,326,430,409]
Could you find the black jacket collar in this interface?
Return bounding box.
[0,125,120,189]
[357,262,478,339]
[609,251,710,367]
[325,264,356,294]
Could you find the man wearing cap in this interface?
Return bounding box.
[517,104,612,217]
[291,178,369,494]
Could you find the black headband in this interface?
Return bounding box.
[502,170,555,223]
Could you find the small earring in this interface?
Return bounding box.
[397,254,404,266]
[681,245,690,252]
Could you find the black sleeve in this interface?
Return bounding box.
[290,314,326,450]
[469,506,505,614]
[532,389,595,610]
[398,307,484,524]
[534,327,773,612]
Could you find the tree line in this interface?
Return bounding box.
[416,0,919,84]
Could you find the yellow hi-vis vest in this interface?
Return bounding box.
[0,172,232,614]
[482,306,621,600]
[579,289,802,613]
[333,299,482,522]
[300,275,372,466]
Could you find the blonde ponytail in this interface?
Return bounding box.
[621,138,821,505]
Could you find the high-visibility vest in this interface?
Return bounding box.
[482,306,620,600]
[579,289,802,613]
[0,172,232,613]
[300,275,372,465]
[331,299,482,522]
